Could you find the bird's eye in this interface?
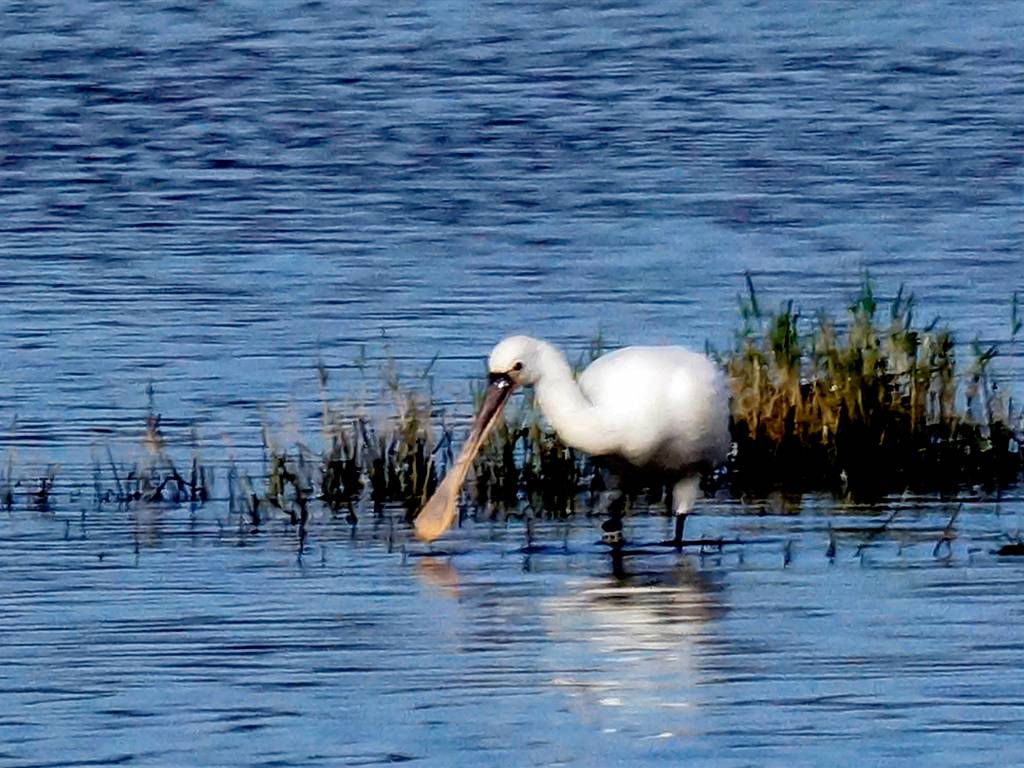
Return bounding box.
[512,361,524,371]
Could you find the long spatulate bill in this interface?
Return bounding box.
[414,374,514,542]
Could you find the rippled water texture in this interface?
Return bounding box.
[2,1,1024,766]
[2,0,1023,463]
[3,497,1024,767]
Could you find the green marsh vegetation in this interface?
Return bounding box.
[253,356,453,548]
[727,277,1022,496]
[2,280,1021,544]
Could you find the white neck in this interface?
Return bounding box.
[532,341,616,456]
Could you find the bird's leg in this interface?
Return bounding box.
[600,494,627,546]
[671,476,700,549]
[597,473,627,546]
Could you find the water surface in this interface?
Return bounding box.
[3,495,1024,766]
[2,0,1022,470]
[2,1,1024,765]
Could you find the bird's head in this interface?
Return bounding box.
[488,334,543,387]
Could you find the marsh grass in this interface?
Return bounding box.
[4,280,1021,539]
[96,412,210,507]
[315,357,450,517]
[223,356,455,549]
[726,277,1023,496]
[470,387,585,517]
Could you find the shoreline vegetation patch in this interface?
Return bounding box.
[2,279,1022,541]
[728,277,1022,496]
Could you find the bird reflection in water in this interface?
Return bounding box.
[414,557,462,599]
[412,548,725,742]
[543,554,724,740]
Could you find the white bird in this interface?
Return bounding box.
[414,335,731,546]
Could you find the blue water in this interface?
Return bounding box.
[2,1,1024,765]
[2,0,1023,463]
[3,498,1024,767]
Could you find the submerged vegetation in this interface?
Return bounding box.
[1,280,1022,541]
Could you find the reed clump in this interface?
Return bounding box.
[470,387,585,517]
[231,357,452,548]
[95,409,210,507]
[316,358,448,518]
[255,349,591,531]
[726,277,1023,495]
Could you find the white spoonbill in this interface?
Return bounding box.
[414,335,731,546]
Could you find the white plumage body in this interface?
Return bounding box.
[573,345,731,472]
